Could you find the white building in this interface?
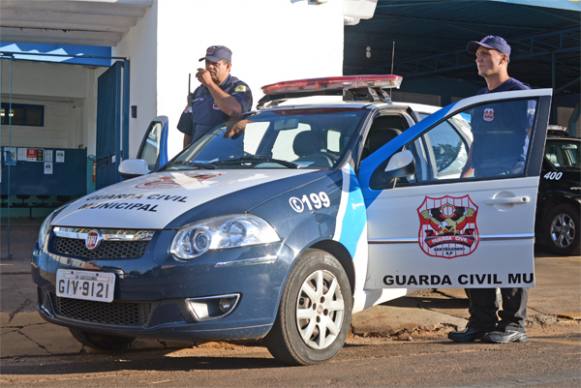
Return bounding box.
[1,0,377,199]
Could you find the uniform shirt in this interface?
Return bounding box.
[178,75,253,143]
[469,77,531,176]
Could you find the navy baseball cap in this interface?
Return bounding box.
[467,35,511,57]
[198,45,232,62]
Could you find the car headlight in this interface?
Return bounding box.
[38,205,66,250]
[170,214,280,260]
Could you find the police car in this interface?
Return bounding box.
[536,127,580,255]
[32,75,552,365]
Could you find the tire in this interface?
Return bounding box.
[265,248,352,366]
[542,204,580,256]
[69,328,135,352]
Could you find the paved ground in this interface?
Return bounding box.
[1,324,580,387]
[1,219,580,360]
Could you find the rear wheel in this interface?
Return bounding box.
[543,204,580,256]
[69,328,135,352]
[265,249,352,365]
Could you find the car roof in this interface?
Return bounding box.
[260,95,441,116]
[547,135,581,141]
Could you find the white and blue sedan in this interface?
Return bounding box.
[32,75,552,365]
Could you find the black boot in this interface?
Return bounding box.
[448,325,495,343]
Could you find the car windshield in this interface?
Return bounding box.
[164,108,367,170]
[545,139,580,169]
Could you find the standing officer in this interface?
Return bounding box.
[178,45,253,148]
[448,35,530,344]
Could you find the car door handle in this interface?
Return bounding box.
[486,196,531,205]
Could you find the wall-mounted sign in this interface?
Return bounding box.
[3,147,16,166]
[26,148,43,162]
[56,150,65,163]
[44,161,53,175]
[17,148,27,161]
[44,149,53,163]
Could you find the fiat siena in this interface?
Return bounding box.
[32,75,552,365]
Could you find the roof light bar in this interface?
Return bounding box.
[262,74,403,95]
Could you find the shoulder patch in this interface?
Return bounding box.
[234,84,247,93]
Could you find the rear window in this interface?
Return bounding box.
[545,140,580,168]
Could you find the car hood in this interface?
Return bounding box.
[52,169,314,229]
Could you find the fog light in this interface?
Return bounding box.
[218,297,237,313]
[186,293,240,322]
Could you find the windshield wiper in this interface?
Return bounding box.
[167,161,217,170]
[216,155,298,169]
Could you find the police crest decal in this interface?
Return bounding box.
[483,107,495,122]
[417,195,480,259]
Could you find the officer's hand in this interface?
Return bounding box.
[462,168,475,178]
[225,119,250,139]
[196,68,213,87]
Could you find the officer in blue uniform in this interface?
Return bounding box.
[178,45,253,148]
[449,35,531,344]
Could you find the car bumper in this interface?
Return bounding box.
[32,236,293,342]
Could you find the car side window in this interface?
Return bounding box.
[545,140,580,168]
[361,115,407,160]
[140,122,162,170]
[424,120,470,180]
[396,98,538,185]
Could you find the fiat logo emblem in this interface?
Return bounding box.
[85,229,101,250]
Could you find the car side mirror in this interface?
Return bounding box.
[118,159,150,179]
[371,150,415,189]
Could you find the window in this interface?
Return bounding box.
[463,99,536,178]
[361,115,407,159]
[140,122,163,170]
[395,98,538,186]
[271,123,311,161]
[545,140,580,168]
[242,122,269,155]
[326,129,341,153]
[0,103,44,126]
[166,109,366,170]
[425,121,469,179]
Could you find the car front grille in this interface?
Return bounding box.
[52,294,151,327]
[52,237,149,259]
[48,227,155,260]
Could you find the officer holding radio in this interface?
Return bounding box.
[178,45,253,148]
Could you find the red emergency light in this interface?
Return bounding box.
[262,74,403,95]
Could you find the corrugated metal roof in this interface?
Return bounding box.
[345,0,580,96]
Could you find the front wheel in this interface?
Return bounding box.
[69,328,135,352]
[265,249,352,365]
[543,204,580,256]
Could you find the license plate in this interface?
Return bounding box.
[56,269,115,303]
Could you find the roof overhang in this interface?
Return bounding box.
[491,0,581,12]
[343,0,378,26]
[0,0,153,46]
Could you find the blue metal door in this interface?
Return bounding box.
[95,61,123,189]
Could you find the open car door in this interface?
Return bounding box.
[135,116,169,171]
[359,89,552,290]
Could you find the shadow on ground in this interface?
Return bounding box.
[383,295,469,310]
[1,349,283,374]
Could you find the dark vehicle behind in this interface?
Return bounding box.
[536,130,580,255]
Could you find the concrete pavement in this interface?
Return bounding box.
[1,219,580,359]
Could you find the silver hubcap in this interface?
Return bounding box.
[296,270,345,350]
[550,212,576,249]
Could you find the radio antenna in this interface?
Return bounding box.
[389,41,395,98]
